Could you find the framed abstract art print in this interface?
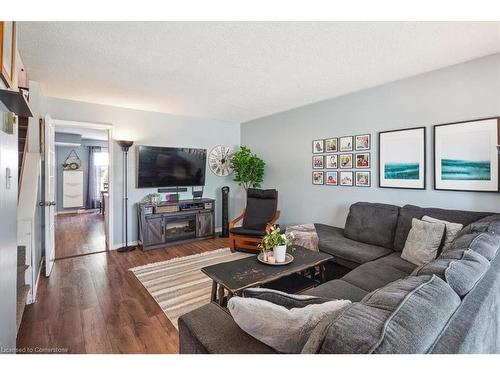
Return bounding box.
[378,127,426,189]
[434,117,499,192]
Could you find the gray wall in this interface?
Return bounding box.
[55,137,108,212]
[242,54,500,228]
[44,97,243,248]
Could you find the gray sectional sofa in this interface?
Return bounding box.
[178,202,500,354]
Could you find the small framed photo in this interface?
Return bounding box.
[339,136,353,152]
[312,171,324,185]
[312,155,324,169]
[325,171,338,186]
[356,171,371,187]
[325,154,338,168]
[355,134,371,151]
[339,154,353,169]
[312,139,324,154]
[355,153,370,168]
[325,138,338,152]
[340,171,353,186]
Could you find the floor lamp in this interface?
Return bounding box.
[117,140,136,253]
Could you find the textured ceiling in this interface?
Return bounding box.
[18,22,500,122]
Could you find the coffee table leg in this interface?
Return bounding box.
[217,284,225,306]
[210,281,217,302]
[319,264,326,283]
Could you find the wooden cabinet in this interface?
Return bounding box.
[142,215,165,248]
[197,211,214,238]
[138,198,215,251]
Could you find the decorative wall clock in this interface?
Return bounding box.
[209,145,234,176]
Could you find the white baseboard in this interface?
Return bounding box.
[29,257,43,304]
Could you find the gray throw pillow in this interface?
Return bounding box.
[447,232,500,261]
[228,295,351,353]
[242,288,331,309]
[412,249,489,297]
[401,218,446,266]
[422,215,463,250]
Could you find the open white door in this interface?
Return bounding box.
[44,114,56,276]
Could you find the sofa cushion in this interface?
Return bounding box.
[393,205,490,252]
[449,232,500,261]
[422,215,463,250]
[461,214,500,236]
[302,275,461,354]
[401,218,446,266]
[242,288,331,309]
[343,202,400,249]
[412,249,490,298]
[307,279,368,302]
[316,224,393,268]
[372,252,417,274]
[242,188,278,230]
[178,302,276,354]
[228,295,351,353]
[341,260,410,292]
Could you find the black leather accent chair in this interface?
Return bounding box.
[228,188,280,252]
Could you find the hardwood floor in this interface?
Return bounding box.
[17,237,229,353]
[55,211,106,259]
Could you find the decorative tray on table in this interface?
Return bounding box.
[257,253,294,266]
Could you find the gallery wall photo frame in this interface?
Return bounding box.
[355,171,371,187]
[339,153,353,169]
[339,136,354,152]
[325,171,338,186]
[340,171,354,186]
[312,155,324,169]
[312,171,324,185]
[312,139,324,154]
[378,126,426,190]
[355,134,371,151]
[434,117,500,193]
[325,138,338,153]
[355,153,370,169]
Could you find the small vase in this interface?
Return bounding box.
[273,245,287,263]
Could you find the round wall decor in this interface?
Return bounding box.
[209,145,233,177]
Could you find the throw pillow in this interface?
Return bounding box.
[228,295,351,353]
[401,218,446,266]
[242,288,331,309]
[422,215,463,250]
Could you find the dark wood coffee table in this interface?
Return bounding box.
[201,245,333,306]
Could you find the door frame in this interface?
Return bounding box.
[51,119,114,250]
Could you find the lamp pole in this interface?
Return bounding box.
[116,140,135,253]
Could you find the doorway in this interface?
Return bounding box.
[49,119,113,260]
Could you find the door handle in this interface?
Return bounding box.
[50,201,56,206]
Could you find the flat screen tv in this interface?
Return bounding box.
[137,146,207,188]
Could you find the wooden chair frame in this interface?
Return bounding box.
[228,209,281,252]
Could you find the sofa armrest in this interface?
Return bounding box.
[178,302,277,354]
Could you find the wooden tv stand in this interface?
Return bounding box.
[137,198,215,251]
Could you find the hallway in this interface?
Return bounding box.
[55,211,106,259]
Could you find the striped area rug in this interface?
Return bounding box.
[129,248,251,329]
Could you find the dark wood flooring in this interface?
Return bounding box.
[55,211,106,259]
[17,237,229,353]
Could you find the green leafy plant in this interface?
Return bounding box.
[230,146,265,191]
[259,226,294,252]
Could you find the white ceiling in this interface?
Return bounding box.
[18,22,500,123]
[55,125,108,141]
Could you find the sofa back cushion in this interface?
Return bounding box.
[344,202,400,249]
[393,205,490,252]
[302,275,461,354]
[412,249,490,298]
[450,232,500,261]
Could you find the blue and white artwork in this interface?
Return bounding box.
[379,127,426,189]
[435,118,499,192]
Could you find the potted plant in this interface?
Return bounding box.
[259,226,294,263]
[230,146,265,191]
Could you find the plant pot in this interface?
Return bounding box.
[273,245,287,263]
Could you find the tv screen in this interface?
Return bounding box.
[137,146,207,188]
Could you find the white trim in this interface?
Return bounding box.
[51,118,114,249]
[30,257,43,304]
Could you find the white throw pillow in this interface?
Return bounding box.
[422,215,463,250]
[401,218,446,266]
[228,296,351,353]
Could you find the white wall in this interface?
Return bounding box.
[43,97,243,248]
[242,54,500,228]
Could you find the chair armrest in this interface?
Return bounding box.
[265,210,281,233]
[229,209,246,230]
